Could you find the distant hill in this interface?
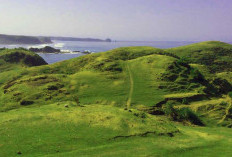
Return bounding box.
[51,36,112,42]
[0,34,52,45]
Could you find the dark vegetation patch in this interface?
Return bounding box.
[167,42,232,73]
[20,100,34,106]
[229,92,232,98]
[0,48,47,67]
[160,60,205,93]
[161,58,232,96]
[110,130,180,140]
[3,75,59,91]
[162,102,204,126]
[46,83,64,91]
[210,78,232,94]
[27,76,59,86]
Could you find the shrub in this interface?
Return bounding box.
[177,108,204,126]
[162,102,178,120]
[177,57,190,65]
[219,101,228,106]
[133,112,147,118]
[182,98,189,104]
[190,68,205,82]
[20,100,34,106]
[228,107,232,115]
[229,92,232,98]
[163,103,204,126]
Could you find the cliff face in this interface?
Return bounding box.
[0,34,52,45]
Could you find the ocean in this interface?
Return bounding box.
[36,40,198,64]
[0,40,223,64]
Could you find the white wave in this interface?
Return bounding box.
[61,49,72,53]
[54,43,65,48]
[27,44,49,49]
[8,45,17,47]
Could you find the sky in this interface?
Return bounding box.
[0,0,232,41]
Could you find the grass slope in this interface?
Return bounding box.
[166,41,232,73]
[1,103,232,157]
[0,103,178,156]
[0,47,208,111]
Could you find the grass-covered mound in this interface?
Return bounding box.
[162,41,232,126]
[0,48,47,71]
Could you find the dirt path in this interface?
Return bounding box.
[126,63,134,109]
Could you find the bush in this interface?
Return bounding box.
[177,57,190,65]
[229,92,232,98]
[133,112,147,118]
[20,100,34,106]
[163,103,204,126]
[163,103,178,120]
[190,68,205,82]
[228,107,232,115]
[182,98,189,104]
[177,108,204,126]
[220,101,228,106]
[163,103,174,115]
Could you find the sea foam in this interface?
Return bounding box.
[27,44,50,49]
[54,43,65,48]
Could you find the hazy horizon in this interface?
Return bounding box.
[0,0,232,41]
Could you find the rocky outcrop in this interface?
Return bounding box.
[29,46,60,53]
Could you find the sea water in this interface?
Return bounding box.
[0,40,214,64]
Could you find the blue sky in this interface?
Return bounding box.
[0,0,232,41]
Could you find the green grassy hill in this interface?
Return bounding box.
[166,41,232,74]
[0,47,211,111]
[0,48,47,71]
[0,42,232,156]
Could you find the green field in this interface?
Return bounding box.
[1,103,232,157]
[0,41,232,156]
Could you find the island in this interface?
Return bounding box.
[51,36,112,42]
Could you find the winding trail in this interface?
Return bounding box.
[126,63,134,109]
